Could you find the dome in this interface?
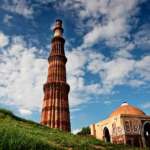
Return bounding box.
[109,102,145,117]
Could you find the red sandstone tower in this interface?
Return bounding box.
[40,19,71,132]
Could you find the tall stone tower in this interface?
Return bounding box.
[41,19,71,132]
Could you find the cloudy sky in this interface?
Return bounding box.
[0,0,150,132]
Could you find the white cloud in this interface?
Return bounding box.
[0,32,9,48]
[81,18,127,48]
[134,24,150,49]
[104,101,111,105]
[61,0,140,50]
[66,50,91,109]
[0,0,149,121]
[19,108,32,116]
[66,46,150,109]
[141,102,150,109]
[0,35,47,111]
[3,14,13,25]
[1,0,33,18]
[128,80,145,87]
[114,42,135,58]
[72,128,81,134]
[0,38,91,112]
[102,58,135,85]
[66,50,87,76]
[0,35,100,112]
[59,0,148,64]
[0,32,149,114]
[135,56,150,81]
[87,54,150,91]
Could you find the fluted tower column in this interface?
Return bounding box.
[41,19,71,132]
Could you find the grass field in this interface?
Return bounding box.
[0,108,147,150]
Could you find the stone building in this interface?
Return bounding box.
[90,102,150,147]
[40,19,71,132]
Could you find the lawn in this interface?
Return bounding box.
[0,108,146,150]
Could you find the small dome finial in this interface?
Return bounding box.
[121,101,128,106]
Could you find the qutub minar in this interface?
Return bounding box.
[40,19,71,132]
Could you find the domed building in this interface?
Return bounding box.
[90,102,150,148]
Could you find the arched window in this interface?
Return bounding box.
[143,122,150,147]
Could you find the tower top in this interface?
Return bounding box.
[53,19,64,37]
[55,19,62,25]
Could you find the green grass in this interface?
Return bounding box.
[0,108,147,150]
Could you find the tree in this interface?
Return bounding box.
[77,126,91,135]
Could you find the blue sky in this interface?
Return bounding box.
[0,0,150,133]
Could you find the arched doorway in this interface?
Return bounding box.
[143,122,150,147]
[103,127,110,142]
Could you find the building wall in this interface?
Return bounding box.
[122,115,150,147]
[90,115,125,142]
[90,115,150,147]
[122,116,142,135]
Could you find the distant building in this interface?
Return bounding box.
[40,19,71,132]
[90,102,150,148]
